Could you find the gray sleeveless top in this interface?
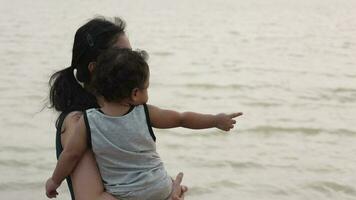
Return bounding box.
[84,104,172,199]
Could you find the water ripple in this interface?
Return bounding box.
[0,181,43,190]
[243,126,356,135]
[151,51,174,57]
[303,181,356,196]
[226,160,264,169]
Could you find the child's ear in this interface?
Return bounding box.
[131,88,139,101]
[88,62,96,73]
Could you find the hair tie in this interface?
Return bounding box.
[86,33,95,47]
[73,68,85,88]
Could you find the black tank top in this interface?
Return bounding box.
[55,112,75,200]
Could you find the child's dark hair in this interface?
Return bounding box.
[91,48,149,102]
[49,17,126,114]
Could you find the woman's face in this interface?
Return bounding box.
[88,34,131,74]
[114,34,131,49]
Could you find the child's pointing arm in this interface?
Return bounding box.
[147,104,242,131]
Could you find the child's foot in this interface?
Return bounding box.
[170,172,188,200]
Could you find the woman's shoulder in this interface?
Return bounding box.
[60,111,84,148]
[61,111,83,133]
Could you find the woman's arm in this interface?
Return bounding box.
[147,104,242,131]
[54,112,119,200]
[46,114,89,197]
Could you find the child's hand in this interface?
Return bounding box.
[45,177,60,198]
[215,112,243,131]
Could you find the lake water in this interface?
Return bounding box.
[0,0,355,199]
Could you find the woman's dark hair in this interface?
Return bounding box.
[91,48,149,102]
[49,17,126,114]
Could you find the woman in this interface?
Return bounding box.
[48,17,187,200]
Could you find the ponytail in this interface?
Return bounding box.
[48,66,98,113]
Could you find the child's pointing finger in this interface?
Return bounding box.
[229,112,243,118]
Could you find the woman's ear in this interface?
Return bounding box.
[88,62,96,73]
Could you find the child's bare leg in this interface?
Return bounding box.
[98,193,120,200]
[71,150,119,200]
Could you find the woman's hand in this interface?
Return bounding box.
[45,177,60,198]
[170,172,188,200]
[215,112,243,131]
